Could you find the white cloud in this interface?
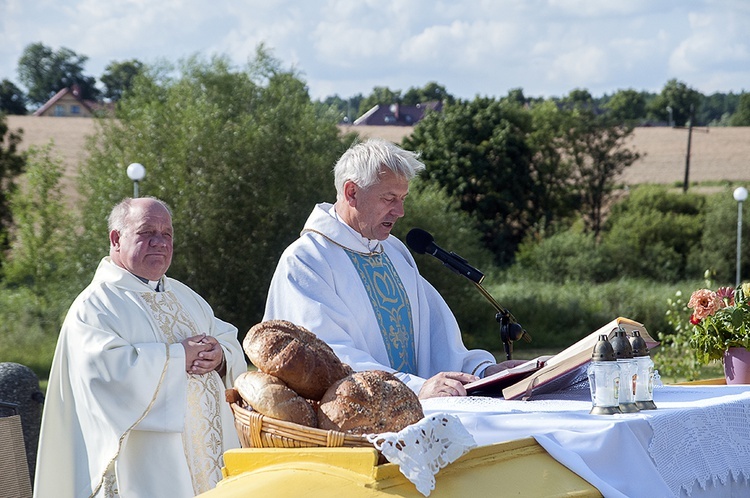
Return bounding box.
[0,0,748,101]
[548,45,609,89]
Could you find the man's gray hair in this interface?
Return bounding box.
[108,197,173,233]
[334,138,425,200]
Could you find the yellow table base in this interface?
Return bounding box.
[200,438,600,497]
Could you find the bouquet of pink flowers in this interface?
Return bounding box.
[687,283,750,364]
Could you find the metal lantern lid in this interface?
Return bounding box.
[611,327,634,359]
[591,334,616,361]
[629,330,650,357]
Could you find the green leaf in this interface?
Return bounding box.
[732,307,744,328]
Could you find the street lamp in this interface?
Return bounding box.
[734,186,748,287]
[126,163,146,198]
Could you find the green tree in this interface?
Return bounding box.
[729,93,750,126]
[401,82,455,106]
[100,59,144,101]
[0,143,74,376]
[526,100,580,234]
[405,97,537,265]
[604,89,647,124]
[17,42,99,106]
[0,80,27,115]
[76,50,347,336]
[358,86,402,117]
[562,109,641,236]
[317,93,364,123]
[4,143,78,306]
[0,115,25,264]
[648,79,702,127]
[560,88,595,111]
[503,88,527,106]
[699,92,740,126]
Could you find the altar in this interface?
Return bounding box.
[422,382,750,497]
[202,381,750,498]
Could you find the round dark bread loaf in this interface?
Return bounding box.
[243,320,352,400]
[317,370,424,435]
[233,370,317,427]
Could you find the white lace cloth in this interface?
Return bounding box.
[421,384,750,498]
[367,414,477,496]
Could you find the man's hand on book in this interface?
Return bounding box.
[418,371,478,399]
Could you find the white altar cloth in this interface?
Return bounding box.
[421,384,750,498]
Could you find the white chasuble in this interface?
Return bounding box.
[140,291,225,494]
[263,203,496,394]
[34,258,246,498]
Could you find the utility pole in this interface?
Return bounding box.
[683,105,694,193]
[670,104,708,193]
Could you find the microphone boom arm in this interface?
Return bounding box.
[472,281,517,322]
[405,227,530,360]
[471,281,531,361]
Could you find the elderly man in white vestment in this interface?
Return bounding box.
[264,139,522,399]
[33,197,247,498]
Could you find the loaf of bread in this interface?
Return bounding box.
[317,370,424,435]
[233,370,317,427]
[244,320,352,400]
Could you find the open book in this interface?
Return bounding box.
[465,317,658,400]
[465,355,553,395]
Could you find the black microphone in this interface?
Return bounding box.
[406,228,485,284]
[406,227,530,359]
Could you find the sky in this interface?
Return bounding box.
[1,0,748,102]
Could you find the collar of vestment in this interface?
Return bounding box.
[301,202,385,256]
[96,257,166,292]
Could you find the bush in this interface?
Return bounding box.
[474,278,688,354]
[0,286,62,379]
[513,230,613,283]
[0,143,81,379]
[600,185,705,281]
[689,189,750,283]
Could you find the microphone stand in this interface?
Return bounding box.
[471,281,531,361]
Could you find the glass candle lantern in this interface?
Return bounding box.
[611,327,640,413]
[630,330,657,410]
[587,335,622,415]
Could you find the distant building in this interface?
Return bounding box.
[33,86,112,117]
[352,101,443,126]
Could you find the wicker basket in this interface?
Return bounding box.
[226,388,373,450]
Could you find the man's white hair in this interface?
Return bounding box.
[108,197,172,234]
[333,138,425,200]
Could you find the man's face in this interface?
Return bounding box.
[346,168,409,241]
[110,199,173,281]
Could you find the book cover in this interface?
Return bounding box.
[500,317,657,401]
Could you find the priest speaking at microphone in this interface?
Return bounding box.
[263,139,523,399]
[34,197,247,498]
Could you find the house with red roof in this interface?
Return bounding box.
[32,86,112,117]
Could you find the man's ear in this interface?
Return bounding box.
[343,180,358,206]
[109,230,121,251]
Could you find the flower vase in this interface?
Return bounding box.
[723,347,750,384]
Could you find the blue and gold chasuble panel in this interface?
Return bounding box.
[344,249,417,374]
